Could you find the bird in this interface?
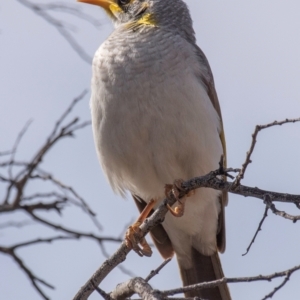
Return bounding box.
[78,0,231,299]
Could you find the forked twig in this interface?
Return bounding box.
[233,118,300,188]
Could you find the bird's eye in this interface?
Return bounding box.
[118,0,131,6]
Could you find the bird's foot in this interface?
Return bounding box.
[165,179,195,217]
[125,222,152,257]
[125,199,156,257]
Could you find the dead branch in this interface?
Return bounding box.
[16,0,100,64]
[73,164,300,299]
[242,206,269,256]
[233,117,300,187]
[110,277,164,300]
[0,245,55,300]
[0,220,33,229]
[264,194,300,222]
[161,264,300,300]
[73,118,300,300]
[1,90,90,210]
[145,258,172,282]
[8,119,32,179]
[87,258,300,300]
[0,91,130,299]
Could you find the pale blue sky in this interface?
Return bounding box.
[1,1,300,299]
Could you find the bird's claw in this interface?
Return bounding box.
[125,222,152,257]
[165,179,194,217]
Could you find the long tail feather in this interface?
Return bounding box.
[178,247,231,300]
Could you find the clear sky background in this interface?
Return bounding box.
[1,1,300,299]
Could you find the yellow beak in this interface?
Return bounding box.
[77,0,115,9]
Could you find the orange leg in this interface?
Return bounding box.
[125,199,156,257]
[165,179,195,217]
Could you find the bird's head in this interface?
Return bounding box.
[78,0,195,42]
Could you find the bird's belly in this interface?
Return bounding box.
[91,50,224,261]
[93,86,222,259]
[91,72,222,204]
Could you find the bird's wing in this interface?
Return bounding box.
[194,44,228,253]
[175,45,231,300]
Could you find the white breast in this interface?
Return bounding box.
[90,28,222,262]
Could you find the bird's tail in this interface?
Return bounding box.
[178,247,231,300]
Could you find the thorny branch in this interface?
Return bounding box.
[16,0,101,64]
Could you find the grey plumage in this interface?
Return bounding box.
[87,0,231,299]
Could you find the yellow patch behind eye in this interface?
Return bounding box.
[136,13,157,26]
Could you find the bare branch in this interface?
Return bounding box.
[261,273,291,300]
[242,206,269,256]
[0,220,33,229]
[98,240,136,278]
[162,265,300,299]
[29,169,102,230]
[73,163,300,299]
[110,277,164,300]
[0,246,54,300]
[145,258,172,282]
[26,210,122,244]
[1,90,90,208]
[264,194,300,223]
[233,117,300,187]
[9,236,77,250]
[48,89,88,141]
[8,119,32,179]
[93,283,110,300]
[16,0,95,63]
[0,150,14,156]
[41,2,102,28]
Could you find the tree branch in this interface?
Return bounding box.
[73,164,300,299]
[16,0,97,63]
[162,264,300,299]
[233,117,300,187]
[242,206,269,256]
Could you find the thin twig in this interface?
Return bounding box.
[16,0,93,63]
[48,89,88,141]
[162,265,300,297]
[261,273,291,300]
[29,170,102,230]
[0,150,14,156]
[92,282,110,300]
[0,220,33,229]
[41,3,102,28]
[233,117,300,187]
[8,119,33,179]
[145,258,172,282]
[1,91,90,207]
[242,206,269,256]
[0,246,54,300]
[264,194,300,223]
[27,210,122,243]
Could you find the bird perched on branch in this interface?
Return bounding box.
[78,0,231,299]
